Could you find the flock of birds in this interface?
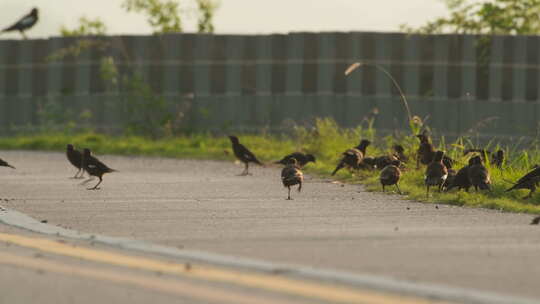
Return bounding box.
[227,133,540,208]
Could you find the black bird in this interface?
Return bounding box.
[275,152,316,168]
[81,148,116,190]
[468,156,491,191]
[425,151,448,197]
[281,158,303,200]
[506,166,540,199]
[442,168,457,191]
[332,139,371,175]
[66,144,84,178]
[463,149,504,168]
[2,8,39,39]
[531,216,540,225]
[446,158,474,192]
[228,135,263,176]
[380,160,402,194]
[0,157,15,169]
[374,154,399,170]
[416,134,454,169]
[359,157,376,170]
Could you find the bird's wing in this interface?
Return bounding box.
[239,145,260,163]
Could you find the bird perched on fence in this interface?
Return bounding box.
[81,148,116,190]
[0,158,15,169]
[228,135,263,176]
[1,8,39,39]
[425,151,448,197]
[445,158,474,192]
[416,134,453,169]
[331,139,371,176]
[66,144,84,178]
[468,156,491,191]
[463,149,504,168]
[506,166,540,199]
[281,158,303,200]
[380,160,402,194]
[275,152,316,168]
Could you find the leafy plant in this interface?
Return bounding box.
[196,0,220,33]
[122,0,183,33]
[60,17,108,36]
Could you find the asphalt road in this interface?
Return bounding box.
[1,150,540,303]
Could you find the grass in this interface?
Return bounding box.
[1,118,540,214]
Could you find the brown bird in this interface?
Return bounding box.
[66,144,84,178]
[445,158,474,192]
[380,160,402,194]
[331,139,371,175]
[531,216,540,225]
[359,157,377,170]
[81,148,116,190]
[463,149,505,168]
[416,134,453,169]
[506,166,540,199]
[468,156,491,191]
[275,152,316,168]
[228,135,263,176]
[424,151,448,197]
[0,157,15,169]
[281,158,303,200]
[393,144,408,163]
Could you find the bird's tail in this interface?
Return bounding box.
[106,168,118,173]
[331,162,343,176]
[506,183,519,192]
[7,164,15,169]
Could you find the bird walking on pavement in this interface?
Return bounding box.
[228,135,263,176]
[1,8,39,39]
[66,144,84,179]
[332,139,371,175]
[380,160,402,194]
[81,148,116,190]
[281,158,303,200]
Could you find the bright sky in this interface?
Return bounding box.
[0,0,449,39]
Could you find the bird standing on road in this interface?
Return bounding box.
[281,158,303,200]
[81,148,116,190]
[425,151,448,197]
[332,139,371,175]
[275,152,316,168]
[1,8,39,39]
[0,157,15,169]
[380,160,402,194]
[468,156,491,191]
[228,135,263,176]
[66,144,84,178]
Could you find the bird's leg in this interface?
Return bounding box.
[395,184,402,195]
[287,187,292,200]
[297,182,302,192]
[382,184,385,192]
[426,186,430,198]
[87,177,102,190]
[79,177,95,185]
[21,30,27,40]
[245,163,252,175]
[71,169,80,179]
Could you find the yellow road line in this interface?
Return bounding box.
[0,252,297,304]
[0,232,450,304]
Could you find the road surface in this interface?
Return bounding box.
[0,150,539,303]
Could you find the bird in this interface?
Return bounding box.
[374,154,399,170]
[275,152,316,168]
[359,157,376,170]
[1,8,39,39]
[445,159,474,192]
[228,135,263,176]
[393,144,408,163]
[531,216,540,225]
[463,149,504,168]
[281,158,303,200]
[380,160,402,194]
[81,148,116,190]
[66,144,85,178]
[416,134,454,169]
[331,139,371,175]
[468,156,491,191]
[424,151,448,197]
[506,166,540,199]
[442,168,457,191]
[0,157,15,169]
